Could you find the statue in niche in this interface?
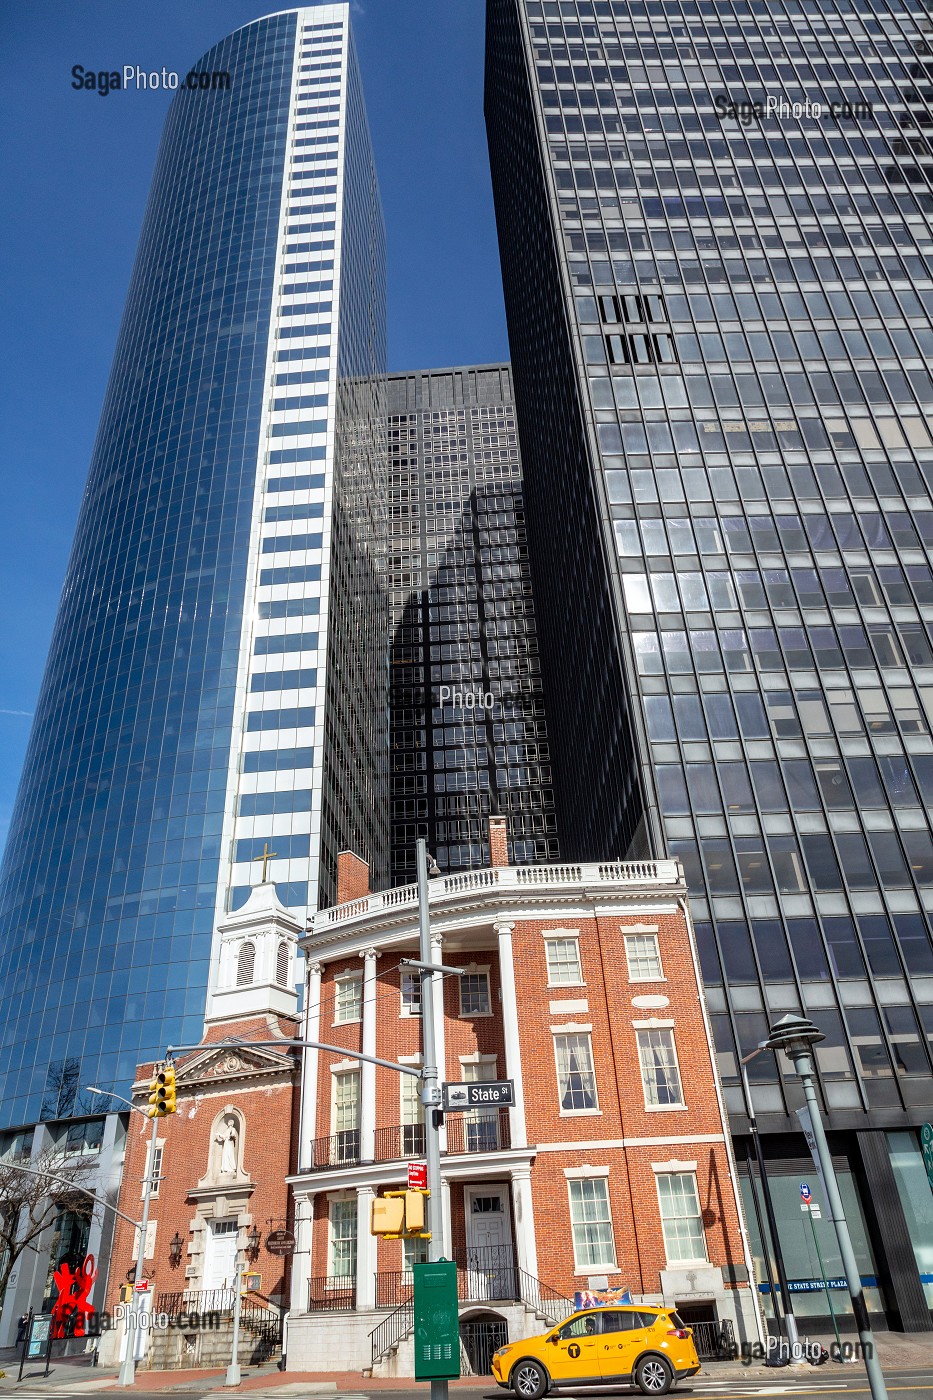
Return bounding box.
[215,1115,239,1177]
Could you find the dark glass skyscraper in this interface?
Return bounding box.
[0,4,386,1130]
[387,364,559,884]
[487,0,933,1330]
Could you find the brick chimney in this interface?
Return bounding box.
[336,850,370,904]
[488,815,509,868]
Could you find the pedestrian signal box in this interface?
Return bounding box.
[404,1189,425,1232]
[413,1259,460,1380]
[371,1195,405,1235]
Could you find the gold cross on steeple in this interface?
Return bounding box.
[252,843,277,883]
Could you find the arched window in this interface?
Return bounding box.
[236,942,255,987]
[276,942,290,986]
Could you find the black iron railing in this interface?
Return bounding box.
[461,1317,509,1375]
[307,1130,361,1169]
[445,1108,511,1155]
[156,1289,234,1316]
[369,1298,414,1368]
[375,1270,414,1309]
[307,1275,356,1311]
[307,1113,512,1172]
[368,1247,575,1365]
[691,1319,735,1361]
[374,1123,425,1160]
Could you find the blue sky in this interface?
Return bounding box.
[0,0,509,853]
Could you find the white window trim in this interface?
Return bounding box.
[619,923,659,933]
[327,1193,357,1282]
[637,1027,686,1111]
[458,965,492,1018]
[563,1165,610,1179]
[542,930,585,988]
[400,969,422,1018]
[552,1029,601,1117]
[459,1052,498,1066]
[625,932,666,983]
[143,1139,164,1200]
[329,1058,359,1073]
[333,971,363,1026]
[655,1170,708,1269]
[330,1066,360,1136]
[651,1159,697,1172]
[567,1177,618,1274]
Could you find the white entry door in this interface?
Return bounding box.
[203,1220,239,1299]
[465,1187,513,1301]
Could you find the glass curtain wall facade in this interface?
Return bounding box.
[486,0,933,1328]
[0,5,386,1130]
[387,365,558,883]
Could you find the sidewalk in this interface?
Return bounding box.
[3,1327,933,1394]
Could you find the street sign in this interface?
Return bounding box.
[408,1162,428,1191]
[922,1123,933,1190]
[133,1280,150,1293]
[265,1229,296,1256]
[442,1079,514,1110]
[800,1182,812,1203]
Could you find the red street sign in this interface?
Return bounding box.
[408,1162,427,1191]
[133,1280,151,1292]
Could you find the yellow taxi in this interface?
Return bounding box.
[491,1305,700,1398]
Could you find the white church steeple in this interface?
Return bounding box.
[205,880,302,1024]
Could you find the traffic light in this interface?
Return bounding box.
[148,1063,177,1117]
[370,1189,429,1237]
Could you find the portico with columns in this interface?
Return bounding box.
[283,834,760,1374]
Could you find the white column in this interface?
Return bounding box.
[496,921,527,1148]
[430,933,448,1152]
[360,948,379,1162]
[299,960,323,1172]
[440,1176,453,1261]
[356,1186,377,1310]
[510,1167,538,1280]
[290,1193,314,1313]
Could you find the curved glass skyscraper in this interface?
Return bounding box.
[0,5,386,1130]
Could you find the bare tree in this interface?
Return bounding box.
[0,1146,98,1312]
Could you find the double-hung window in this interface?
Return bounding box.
[335,974,362,1024]
[554,1032,599,1112]
[568,1177,617,1271]
[333,1070,360,1161]
[625,933,663,981]
[637,1028,684,1107]
[545,936,583,985]
[400,1065,425,1156]
[329,1198,357,1278]
[657,1172,707,1264]
[459,971,491,1016]
[401,970,422,1016]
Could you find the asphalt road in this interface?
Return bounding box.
[7,1370,933,1400]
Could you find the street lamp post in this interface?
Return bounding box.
[414,837,456,1400]
[765,1015,888,1400]
[225,1239,244,1388]
[86,1086,159,1387]
[738,1055,800,1358]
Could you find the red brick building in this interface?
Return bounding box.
[285,831,761,1373]
[98,883,302,1368]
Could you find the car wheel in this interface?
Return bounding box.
[635,1355,674,1395]
[511,1359,548,1399]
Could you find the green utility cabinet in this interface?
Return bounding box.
[413,1260,460,1379]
